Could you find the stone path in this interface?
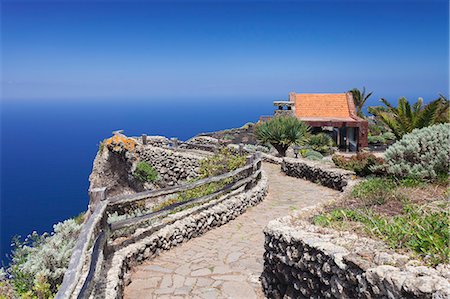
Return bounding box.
[124,163,339,299]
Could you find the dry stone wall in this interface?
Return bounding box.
[92,172,268,299]
[281,157,355,191]
[261,217,450,299]
[137,145,203,187]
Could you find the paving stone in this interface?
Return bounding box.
[142,265,173,273]
[160,275,172,288]
[191,268,212,277]
[226,252,243,263]
[184,277,196,286]
[221,281,258,299]
[196,277,214,287]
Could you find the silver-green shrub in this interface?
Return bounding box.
[8,218,82,296]
[383,124,450,179]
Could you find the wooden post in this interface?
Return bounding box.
[346,127,350,152]
[245,154,255,190]
[337,128,341,147]
[142,134,147,145]
[239,143,244,155]
[88,187,106,213]
[171,138,178,150]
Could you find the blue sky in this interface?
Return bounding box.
[1,0,449,103]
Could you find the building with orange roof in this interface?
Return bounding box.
[273,92,368,151]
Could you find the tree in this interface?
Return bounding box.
[368,96,447,139]
[349,87,373,117]
[255,116,310,157]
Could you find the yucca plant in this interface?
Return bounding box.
[349,87,373,117]
[255,116,310,157]
[368,96,448,139]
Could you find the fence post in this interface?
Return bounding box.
[142,134,147,145]
[171,138,178,150]
[88,187,107,214]
[239,143,244,155]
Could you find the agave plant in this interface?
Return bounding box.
[255,116,310,157]
[368,96,448,139]
[349,87,373,117]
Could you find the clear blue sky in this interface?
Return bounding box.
[1,0,449,103]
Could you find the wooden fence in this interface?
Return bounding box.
[55,152,262,299]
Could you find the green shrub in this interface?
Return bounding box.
[222,134,234,141]
[332,153,384,176]
[255,116,310,157]
[313,204,450,265]
[382,124,450,180]
[198,148,246,178]
[301,149,324,160]
[382,131,396,142]
[307,133,334,155]
[6,219,82,297]
[243,144,270,153]
[133,161,158,182]
[368,135,385,144]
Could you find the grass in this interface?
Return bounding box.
[314,176,450,265]
[313,203,450,265]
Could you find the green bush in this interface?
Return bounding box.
[133,161,158,183]
[382,131,396,142]
[307,133,334,155]
[382,124,450,180]
[5,219,82,298]
[198,148,246,178]
[313,204,450,265]
[301,149,324,160]
[255,116,310,157]
[332,153,384,176]
[243,144,270,153]
[368,135,385,144]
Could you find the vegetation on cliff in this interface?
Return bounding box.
[1,216,84,298]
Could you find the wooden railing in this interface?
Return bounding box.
[55,152,262,299]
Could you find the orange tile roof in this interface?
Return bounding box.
[294,93,353,120]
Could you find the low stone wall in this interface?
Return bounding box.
[261,217,450,299]
[92,172,268,298]
[137,145,203,187]
[281,157,355,191]
[261,153,283,165]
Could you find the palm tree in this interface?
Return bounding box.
[368,96,446,139]
[349,87,373,117]
[255,116,310,157]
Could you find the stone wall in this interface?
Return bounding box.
[261,217,450,299]
[281,157,355,191]
[92,172,268,299]
[137,145,204,188]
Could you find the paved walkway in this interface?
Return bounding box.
[124,163,339,299]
